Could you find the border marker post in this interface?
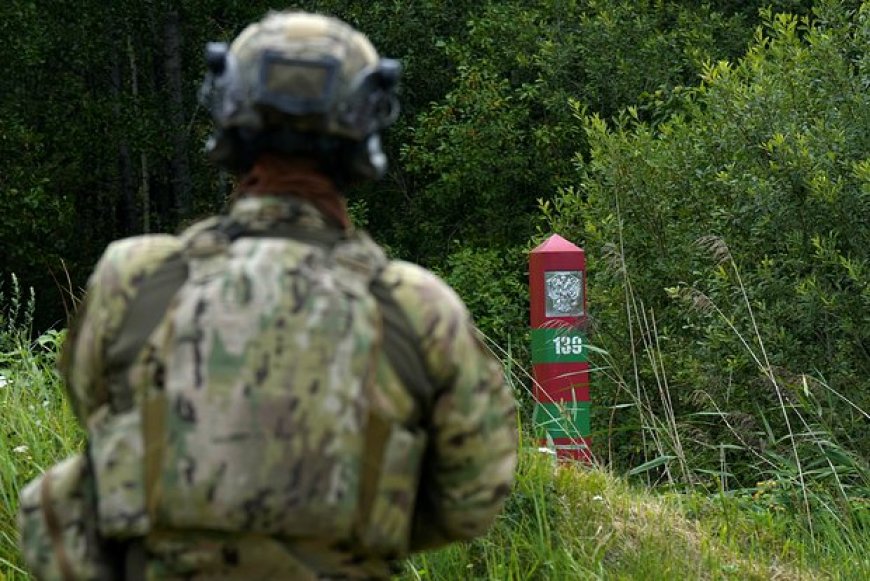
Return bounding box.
[530,234,591,462]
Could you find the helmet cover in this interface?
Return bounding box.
[202,12,400,143]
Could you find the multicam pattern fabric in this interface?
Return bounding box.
[25,195,516,580]
[17,455,112,581]
[224,12,382,140]
[155,217,382,541]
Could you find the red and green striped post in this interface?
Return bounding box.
[530,234,592,462]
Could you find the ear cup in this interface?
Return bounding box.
[343,134,386,182]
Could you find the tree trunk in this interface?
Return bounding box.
[163,8,192,218]
[112,37,136,235]
[128,34,151,233]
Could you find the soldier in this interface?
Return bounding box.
[18,10,517,581]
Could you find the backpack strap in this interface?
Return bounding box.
[39,470,76,581]
[104,253,189,414]
[370,276,434,421]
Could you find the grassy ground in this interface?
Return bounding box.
[1,329,867,580]
[401,443,867,580]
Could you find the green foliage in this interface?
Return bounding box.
[545,0,869,498]
[0,0,796,330]
[399,0,760,262]
[436,245,529,357]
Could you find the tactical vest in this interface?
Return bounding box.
[88,214,431,559]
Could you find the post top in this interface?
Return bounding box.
[531,234,583,254]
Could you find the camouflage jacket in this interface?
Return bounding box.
[61,196,517,580]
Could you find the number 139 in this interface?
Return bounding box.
[553,335,583,355]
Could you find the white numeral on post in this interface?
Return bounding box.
[552,335,583,355]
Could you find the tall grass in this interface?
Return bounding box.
[581,225,870,577]
[398,311,867,580]
[0,279,83,578]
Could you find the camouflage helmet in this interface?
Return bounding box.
[201,11,401,178]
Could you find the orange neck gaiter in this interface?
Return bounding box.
[235,154,351,229]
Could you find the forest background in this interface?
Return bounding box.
[1,0,868,578]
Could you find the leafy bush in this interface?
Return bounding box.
[437,245,529,353]
[546,0,869,497]
[398,0,761,263]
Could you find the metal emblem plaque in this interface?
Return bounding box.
[545,270,584,318]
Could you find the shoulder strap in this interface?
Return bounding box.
[370,275,435,421]
[104,253,188,414]
[39,470,76,581]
